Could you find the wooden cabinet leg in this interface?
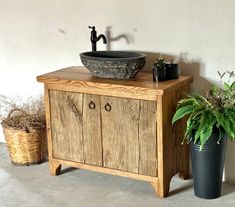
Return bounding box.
[179,142,190,180]
[49,161,61,176]
[150,178,170,198]
[150,182,159,196]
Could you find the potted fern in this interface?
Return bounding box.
[172,71,235,199]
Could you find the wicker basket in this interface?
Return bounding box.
[2,109,47,166]
[3,127,47,165]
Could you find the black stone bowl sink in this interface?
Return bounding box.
[80,51,146,79]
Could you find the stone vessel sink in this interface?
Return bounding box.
[80,51,146,79]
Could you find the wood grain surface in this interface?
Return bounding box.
[83,94,103,166]
[37,66,193,100]
[101,96,140,173]
[138,100,157,176]
[49,90,84,163]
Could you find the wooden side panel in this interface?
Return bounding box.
[83,94,102,166]
[163,84,190,179]
[156,82,190,197]
[175,84,190,179]
[138,100,157,176]
[171,88,181,175]
[101,96,139,173]
[49,90,84,163]
[156,94,174,197]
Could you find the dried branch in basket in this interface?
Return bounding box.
[0,94,46,132]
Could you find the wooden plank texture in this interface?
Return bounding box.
[101,96,140,173]
[138,100,157,176]
[49,90,84,163]
[83,94,102,166]
[54,158,158,183]
[44,85,62,175]
[156,94,174,197]
[175,84,190,179]
[37,66,193,100]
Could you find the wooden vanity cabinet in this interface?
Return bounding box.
[37,66,193,197]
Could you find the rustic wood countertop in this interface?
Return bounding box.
[37,66,193,100]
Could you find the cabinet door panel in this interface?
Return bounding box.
[101,96,139,173]
[50,90,84,162]
[138,100,157,176]
[83,94,102,166]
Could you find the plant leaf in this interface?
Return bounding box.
[197,113,215,150]
[172,105,195,124]
[231,81,235,91]
[224,82,230,90]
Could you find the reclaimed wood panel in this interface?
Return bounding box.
[49,90,84,163]
[172,87,182,175]
[101,96,140,173]
[138,100,157,176]
[83,94,102,166]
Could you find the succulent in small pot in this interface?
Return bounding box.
[153,58,166,81]
[172,71,235,199]
[153,58,179,82]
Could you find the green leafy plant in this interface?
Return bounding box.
[172,71,235,150]
[154,57,175,68]
[154,57,166,69]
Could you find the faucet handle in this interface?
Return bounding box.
[88,26,95,31]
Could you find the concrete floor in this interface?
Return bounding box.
[1,143,235,207]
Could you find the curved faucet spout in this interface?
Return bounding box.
[97,34,107,44]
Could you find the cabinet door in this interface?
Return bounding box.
[138,100,157,176]
[49,90,103,165]
[101,96,140,173]
[50,90,84,162]
[83,94,102,166]
[101,96,157,176]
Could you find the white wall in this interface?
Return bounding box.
[0,0,235,182]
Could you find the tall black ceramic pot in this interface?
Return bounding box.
[191,130,227,199]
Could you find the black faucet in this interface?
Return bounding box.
[89,26,107,51]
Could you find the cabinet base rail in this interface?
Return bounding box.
[49,158,165,197]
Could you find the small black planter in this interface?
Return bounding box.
[191,131,227,199]
[153,63,179,82]
[165,63,179,80]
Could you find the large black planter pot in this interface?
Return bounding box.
[191,132,227,199]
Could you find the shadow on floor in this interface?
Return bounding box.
[221,182,235,196]
[59,167,78,175]
[169,179,193,196]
